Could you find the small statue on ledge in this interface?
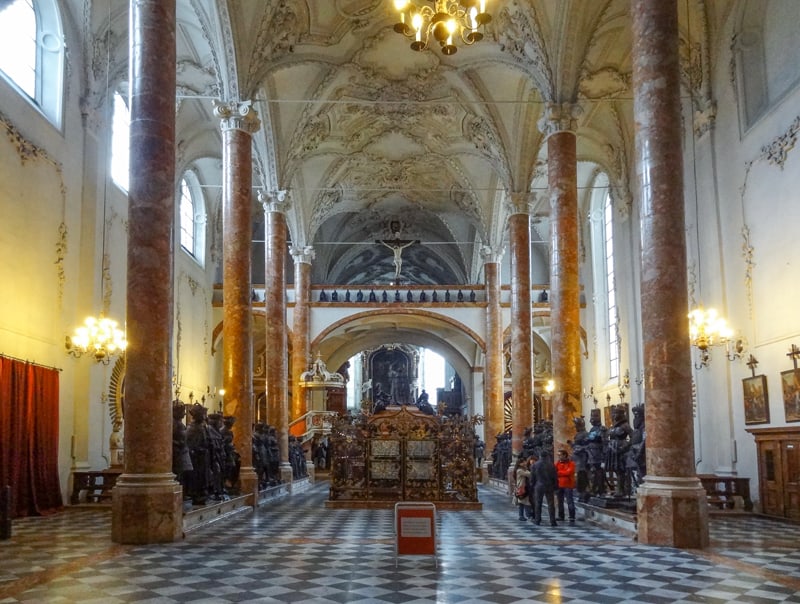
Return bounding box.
[109,417,124,469]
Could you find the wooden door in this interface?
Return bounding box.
[783,439,800,520]
[748,427,800,520]
[758,439,785,517]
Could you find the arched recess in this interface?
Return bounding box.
[309,309,486,411]
[209,311,295,404]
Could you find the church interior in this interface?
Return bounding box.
[2,0,800,601]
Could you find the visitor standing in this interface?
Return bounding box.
[555,448,576,523]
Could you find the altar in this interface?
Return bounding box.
[326,405,481,509]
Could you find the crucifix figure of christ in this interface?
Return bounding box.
[377,237,420,280]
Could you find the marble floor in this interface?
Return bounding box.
[1,481,799,603]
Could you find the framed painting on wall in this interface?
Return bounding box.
[780,368,800,422]
[742,374,769,425]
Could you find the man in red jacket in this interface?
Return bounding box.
[555,448,577,523]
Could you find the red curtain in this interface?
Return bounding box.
[0,356,63,517]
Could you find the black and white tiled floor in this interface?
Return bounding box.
[2,482,799,603]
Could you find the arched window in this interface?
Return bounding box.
[735,0,800,130]
[0,0,65,127]
[602,191,619,382]
[179,172,205,265]
[589,174,619,383]
[110,91,130,192]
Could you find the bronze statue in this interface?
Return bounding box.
[606,404,633,497]
[172,402,193,493]
[586,408,607,497]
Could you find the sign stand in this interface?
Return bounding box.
[394,502,437,568]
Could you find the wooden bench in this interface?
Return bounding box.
[70,470,122,504]
[698,474,753,511]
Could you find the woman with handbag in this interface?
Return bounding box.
[512,456,532,520]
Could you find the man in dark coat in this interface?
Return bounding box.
[529,450,558,526]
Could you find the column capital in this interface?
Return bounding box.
[506,191,535,215]
[537,102,582,138]
[213,99,261,134]
[259,189,289,213]
[480,245,504,263]
[290,245,315,264]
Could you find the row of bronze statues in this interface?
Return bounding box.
[318,289,477,303]
[172,402,310,507]
[487,403,646,501]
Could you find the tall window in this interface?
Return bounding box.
[110,91,130,192]
[179,172,205,264]
[603,191,619,381]
[0,0,64,126]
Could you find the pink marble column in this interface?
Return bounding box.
[482,246,504,456]
[216,101,261,504]
[262,192,292,482]
[632,0,709,548]
[290,245,313,432]
[508,196,533,456]
[112,0,182,544]
[541,104,582,453]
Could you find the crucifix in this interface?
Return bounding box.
[746,354,759,378]
[788,344,800,370]
[377,237,420,280]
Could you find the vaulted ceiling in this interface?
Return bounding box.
[96,0,732,286]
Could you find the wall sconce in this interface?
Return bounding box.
[583,386,597,406]
[688,306,744,369]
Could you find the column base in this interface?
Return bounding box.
[280,462,294,486]
[237,466,259,505]
[636,475,709,548]
[111,473,183,544]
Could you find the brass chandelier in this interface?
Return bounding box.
[391,0,491,55]
[66,316,127,365]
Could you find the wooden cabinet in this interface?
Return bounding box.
[747,426,800,520]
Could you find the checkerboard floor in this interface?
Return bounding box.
[2,483,799,603]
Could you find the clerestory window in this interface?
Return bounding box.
[179,172,205,265]
[0,0,65,127]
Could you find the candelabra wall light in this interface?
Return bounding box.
[391,0,491,55]
[583,386,598,407]
[687,306,745,369]
[618,369,632,402]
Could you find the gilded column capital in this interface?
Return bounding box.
[290,245,315,264]
[537,102,582,139]
[259,189,289,213]
[480,245,504,264]
[213,99,261,134]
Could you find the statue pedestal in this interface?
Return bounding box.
[481,460,492,484]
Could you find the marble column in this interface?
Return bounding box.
[112,0,182,544]
[290,245,313,434]
[216,100,261,503]
[631,0,709,548]
[508,194,533,456]
[540,103,583,453]
[262,192,292,483]
[481,245,504,454]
